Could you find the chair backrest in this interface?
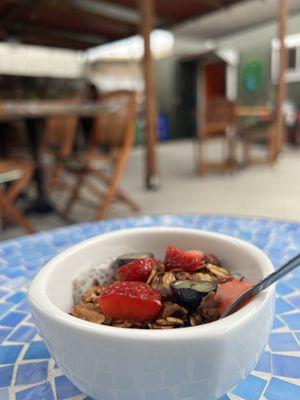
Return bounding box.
[42,100,79,159]
[89,90,138,153]
[202,97,236,138]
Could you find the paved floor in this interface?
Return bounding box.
[1,139,300,241]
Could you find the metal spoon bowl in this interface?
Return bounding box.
[220,253,300,319]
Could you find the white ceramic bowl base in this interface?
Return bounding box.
[28,227,275,400]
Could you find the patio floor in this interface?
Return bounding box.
[1,139,300,241]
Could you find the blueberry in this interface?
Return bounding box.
[116,252,154,267]
[171,280,218,310]
[203,253,222,266]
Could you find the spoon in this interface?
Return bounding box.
[220,253,300,319]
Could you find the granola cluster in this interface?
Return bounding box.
[70,257,233,329]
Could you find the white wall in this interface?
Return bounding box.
[0,42,84,79]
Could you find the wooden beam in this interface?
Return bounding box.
[0,0,41,29]
[139,0,159,189]
[18,32,90,50]
[273,0,288,160]
[12,24,106,46]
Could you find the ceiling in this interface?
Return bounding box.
[0,0,247,50]
[174,0,300,39]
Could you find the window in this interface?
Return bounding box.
[271,33,300,83]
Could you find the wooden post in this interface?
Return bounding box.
[273,0,288,160]
[139,0,159,189]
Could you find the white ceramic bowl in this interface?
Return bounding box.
[28,227,275,400]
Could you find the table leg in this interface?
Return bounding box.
[25,118,55,214]
[0,122,9,158]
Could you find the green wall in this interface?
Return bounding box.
[218,12,300,107]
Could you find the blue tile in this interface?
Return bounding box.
[0,268,23,279]
[285,276,300,290]
[272,354,300,378]
[264,377,300,400]
[0,312,26,327]
[55,375,81,399]
[295,332,300,343]
[282,313,300,330]
[232,374,267,400]
[0,329,11,344]
[272,316,284,330]
[269,333,299,352]
[17,302,29,312]
[7,292,26,304]
[276,283,294,296]
[0,303,13,318]
[16,361,48,385]
[8,325,37,343]
[26,316,35,325]
[0,365,13,388]
[255,351,271,373]
[0,345,23,364]
[275,298,294,314]
[288,295,300,309]
[0,278,8,286]
[0,388,8,400]
[24,341,50,360]
[0,290,8,299]
[16,382,54,400]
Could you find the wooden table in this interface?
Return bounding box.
[0,100,118,214]
[235,105,273,118]
[0,101,112,121]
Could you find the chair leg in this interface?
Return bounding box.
[48,163,64,192]
[1,186,36,234]
[0,188,5,230]
[92,169,140,213]
[196,140,204,175]
[2,163,37,234]
[243,136,251,166]
[5,202,36,233]
[227,132,237,171]
[6,163,34,204]
[63,173,85,217]
[95,155,131,220]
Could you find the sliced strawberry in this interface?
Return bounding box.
[118,258,157,282]
[215,278,253,315]
[164,246,204,272]
[99,281,162,322]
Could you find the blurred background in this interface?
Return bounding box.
[0,0,299,240]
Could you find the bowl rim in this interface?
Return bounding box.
[28,226,275,341]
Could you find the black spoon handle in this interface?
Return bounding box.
[220,253,300,319]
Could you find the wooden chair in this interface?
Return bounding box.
[242,121,276,166]
[197,97,237,174]
[239,107,276,166]
[41,111,79,192]
[63,90,140,220]
[0,160,36,233]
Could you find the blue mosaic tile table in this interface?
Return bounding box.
[0,215,300,400]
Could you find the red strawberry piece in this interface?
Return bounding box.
[118,258,157,282]
[99,281,162,322]
[215,278,253,315]
[164,246,204,272]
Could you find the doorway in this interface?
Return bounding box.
[204,61,226,99]
[175,60,198,138]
